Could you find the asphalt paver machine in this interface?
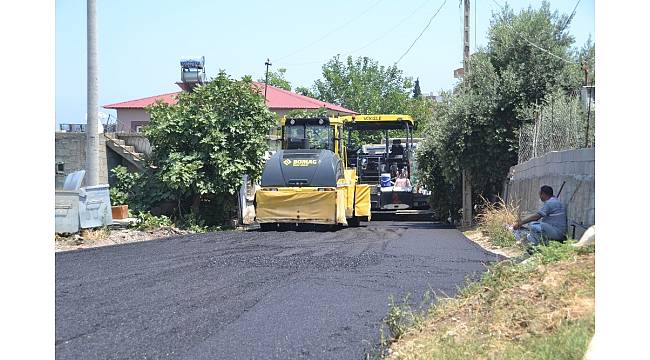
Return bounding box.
[339,114,432,217]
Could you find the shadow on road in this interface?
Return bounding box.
[252,220,457,232]
[369,221,457,230]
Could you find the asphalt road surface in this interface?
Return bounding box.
[56,221,502,359]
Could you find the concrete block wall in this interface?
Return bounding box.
[504,148,595,238]
[55,133,109,188]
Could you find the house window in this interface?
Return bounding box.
[135,125,144,133]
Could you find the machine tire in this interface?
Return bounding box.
[347,216,360,227]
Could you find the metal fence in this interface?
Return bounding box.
[517,89,595,164]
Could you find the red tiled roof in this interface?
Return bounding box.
[104,92,179,109]
[251,82,357,114]
[103,82,357,114]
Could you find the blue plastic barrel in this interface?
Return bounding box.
[380,173,392,187]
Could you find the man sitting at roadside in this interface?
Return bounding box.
[512,185,567,246]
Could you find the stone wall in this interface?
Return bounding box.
[504,148,595,238]
[55,132,109,188]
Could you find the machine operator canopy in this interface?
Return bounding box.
[338,114,414,130]
[282,117,334,151]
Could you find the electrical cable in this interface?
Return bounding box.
[277,0,433,67]
[275,0,385,62]
[559,0,582,33]
[489,0,578,66]
[394,0,447,64]
[347,0,433,55]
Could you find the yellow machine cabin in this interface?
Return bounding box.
[254,116,371,230]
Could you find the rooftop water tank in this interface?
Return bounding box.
[179,56,206,90]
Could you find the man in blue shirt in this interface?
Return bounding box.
[513,185,567,246]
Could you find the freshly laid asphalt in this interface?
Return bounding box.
[55,221,503,359]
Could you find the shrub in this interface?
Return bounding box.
[109,187,128,206]
[176,212,212,233]
[109,165,141,206]
[132,212,173,231]
[476,196,518,248]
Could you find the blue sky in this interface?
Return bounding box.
[55,0,594,126]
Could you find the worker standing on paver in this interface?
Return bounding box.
[512,185,567,246]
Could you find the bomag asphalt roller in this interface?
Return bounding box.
[254,116,372,231]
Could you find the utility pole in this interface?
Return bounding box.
[582,62,592,148]
[264,58,272,100]
[86,0,99,186]
[463,0,470,78]
[461,0,472,227]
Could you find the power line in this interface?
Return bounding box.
[275,0,385,62]
[559,0,582,32]
[474,0,477,51]
[347,0,433,55]
[276,0,433,67]
[395,0,447,65]
[489,0,578,66]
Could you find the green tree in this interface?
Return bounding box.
[313,55,413,114]
[258,67,291,91]
[313,55,416,144]
[413,78,422,98]
[285,107,328,118]
[406,96,435,137]
[294,86,315,98]
[146,71,276,220]
[487,1,581,107]
[417,1,586,220]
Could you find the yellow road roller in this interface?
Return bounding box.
[255,116,371,231]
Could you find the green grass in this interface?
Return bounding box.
[499,317,595,360]
[392,317,594,360]
[385,241,595,360]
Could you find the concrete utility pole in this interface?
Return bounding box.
[463,0,470,77]
[86,0,100,186]
[461,0,473,227]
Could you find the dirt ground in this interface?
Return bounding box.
[55,226,191,252]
